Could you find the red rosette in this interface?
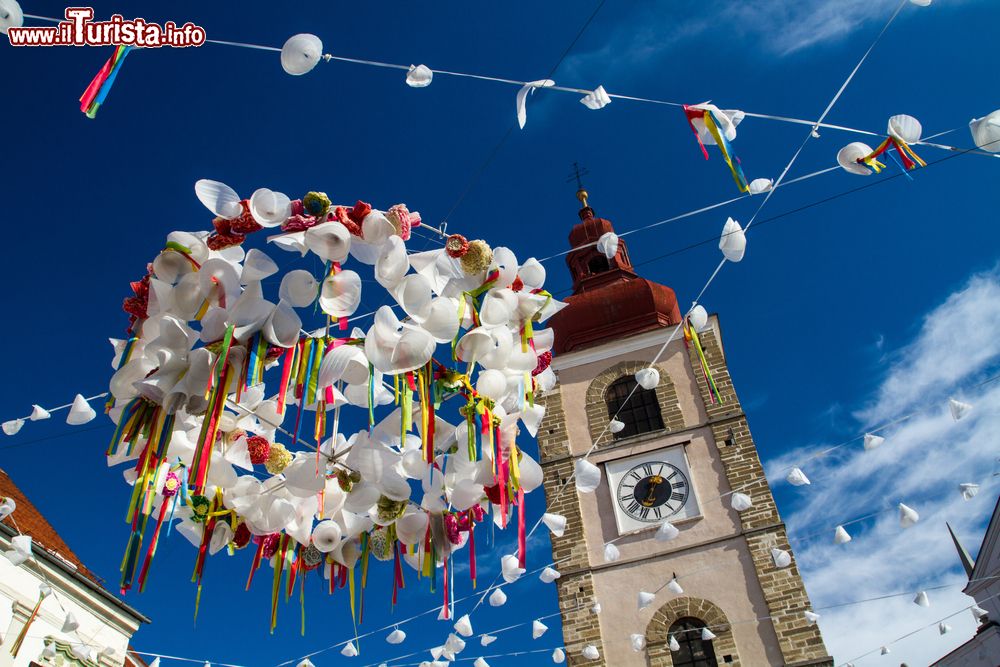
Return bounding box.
[280,214,317,233]
[212,216,232,235]
[247,435,271,465]
[290,199,305,217]
[334,206,363,237]
[445,234,469,258]
[122,295,148,320]
[532,350,552,376]
[207,231,246,250]
[233,522,251,549]
[230,202,263,235]
[347,200,371,225]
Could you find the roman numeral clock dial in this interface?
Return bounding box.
[605,447,700,534]
[617,462,689,522]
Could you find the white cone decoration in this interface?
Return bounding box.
[540,567,561,584]
[834,525,852,544]
[667,578,683,595]
[969,110,1000,153]
[516,79,555,129]
[655,521,679,542]
[386,628,406,644]
[689,304,709,332]
[533,619,549,639]
[62,611,80,633]
[580,85,611,110]
[281,34,323,76]
[67,394,97,425]
[11,535,31,558]
[480,634,497,647]
[42,643,56,660]
[804,611,820,625]
[666,635,681,652]
[771,548,792,568]
[0,497,14,521]
[880,646,890,656]
[731,492,753,512]
[0,0,24,34]
[542,512,567,537]
[603,542,620,563]
[949,398,973,421]
[552,648,566,663]
[972,606,989,623]
[701,628,717,641]
[609,419,625,434]
[638,591,656,610]
[888,114,922,144]
[489,587,508,607]
[899,503,920,528]
[837,142,875,176]
[939,622,952,635]
[2,419,23,435]
[786,467,810,486]
[630,633,646,651]
[863,433,885,451]
[296,660,314,667]
[474,658,490,667]
[29,405,50,421]
[575,459,602,493]
[914,591,930,607]
[635,367,659,390]
[960,483,980,501]
[596,232,619,259]
[748,178,773,195]
[454,614,474,637]
[591,603,602,614]
[406,64,433,88]
[341,641,358,657]
[581,645,599,660]
[501,554,525,583]
[719,217,746,262]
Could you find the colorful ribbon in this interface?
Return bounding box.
[80,45,133,118]
[683,105,749,192]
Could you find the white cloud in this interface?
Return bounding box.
[766,267,1000,663]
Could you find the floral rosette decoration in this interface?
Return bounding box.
[104,179,562,638]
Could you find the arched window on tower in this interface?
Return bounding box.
[668,617,719,667]
[605,376,664,440]
[588,254,610,275]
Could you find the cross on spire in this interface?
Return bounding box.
[566,162,591,209]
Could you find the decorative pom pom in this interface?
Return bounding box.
[302,191,332,219]
[348,200,372,225]
[369,527,394,561]
[230,201,263,235]
[247,435,272,465]
[265,442,292,474]
[258,533,280,559]
[300,544,324,569]
[386,204,413,241]
[460,240,493,275]
[333,206,363,237]
[207,231,246,251]
[281,214,318,233]
[446,234,469,258]
[189,495,211,523]
[376,496,408,524]
[233,522,251,549]
[532,350,553,376]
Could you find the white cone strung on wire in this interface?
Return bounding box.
[591,602,602,614]
[914,591,930,607]
[386,628,406,644]
[489,587,507,607]
[863,433,885,451]
[804,611,820,625]
[771,548,792,568]
[533,619,549,639]
[834,525,852,544]
[969,110,1000,153]
[880,646,890,656]
[748,178,773,195]
[635,367,659,390]
[603,542,620,563]
[786,467,810,486]
[474,658,490,667]
[669,635,681,651]
[281,34,323,76]
[667,577,683,595]
[501,554,525,583]
[630,633,646,651]
[899,503,920,528]
[454,614,474,637]
[29,405,50,421]
[731,492,753,512]
[575,459,602,493]
[67,394,97,425]
[480,634,497,647]
[950,398,973,421]
[542,512,567,537]
[580,85,611,110]
[2,419,23,435]
[581,645,600,660]
[656,521,679,542]
[62,611,80,633]
[689,304,709,331]
[0,497,15,521]
[719,217,746,262]
[609,418,625,434]
[972,605,988,621]
[638,591,656,610]
[596,232,618,259]
[340,642,358,657]
[406,64,433,88]
[540,567,561,584]
[939,622,952,634]
[702,628,717,641]
[552,647,566,663]
[961,483,980,501]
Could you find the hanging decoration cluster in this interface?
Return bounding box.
[102,178,565,641]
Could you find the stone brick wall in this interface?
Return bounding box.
[555,571,605,666]
[644,596,738,667]
[583,360,686,447]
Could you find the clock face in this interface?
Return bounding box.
[605,445,700,534]
[615,462,690,523]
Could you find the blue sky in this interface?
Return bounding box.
[1,1,999,665]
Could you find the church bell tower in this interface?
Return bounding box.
[537,187,833,666]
